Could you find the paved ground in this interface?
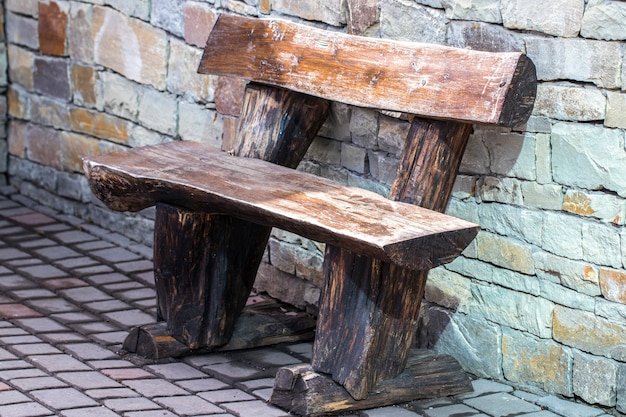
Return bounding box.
[0,188,615,417]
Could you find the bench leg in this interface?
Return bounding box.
[123,84,329,355]
[310,118,473,400]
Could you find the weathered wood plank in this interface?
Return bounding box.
[123,300,316,359]
[270,349,472,416]
[311,119,474,400]
[198,14,536,127]
[149,84,329,349]
[84,141,479,272]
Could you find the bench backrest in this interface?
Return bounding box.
[198,14,536,127]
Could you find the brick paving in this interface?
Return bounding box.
[0,188,614,417]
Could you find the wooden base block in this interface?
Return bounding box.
[270,349,472,417]
[123,300,316,359]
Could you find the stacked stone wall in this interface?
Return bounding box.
[3,0,626,413]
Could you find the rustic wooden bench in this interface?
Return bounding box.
[84,14,536,416]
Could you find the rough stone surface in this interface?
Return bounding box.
[71,64,97,108]
[521,182,563,211]
[137,88,178,136]
[502,327,572,396]
[581,0,626,41]
[541,211,584,260]
[470,282,553,338]
[534,251,600,296]
[476,232,535,275]
[31,95,70,131]
[533,83,606,122]
[551,122,626,198]
[92,6,167,89]
[573,351,618,406]
[525,37,622,88]
[105,0,151,21]
[183,1,217,48]
[479,129,536,180]
[178,102,222,148]
[441,0,501,23]
[33,57,70,101]
[553,306,626,361]
[563,189,626,225]
[380,0,448,43]
[6,11,39,50]
[38,0,68,56]
[599,268,626,304]
[581,222,622,269]
[167,38,214,102]
[477,203,542,246]
[150,0,184,37]
[68,2,93,64]
[434,313,502,379]
[377,115,409,157]
[605,91,626,129]
[478,177,523,205]
[346,0,379,35]
[446,20,523,52]
[501,0,584,37]
[271,0,346,26]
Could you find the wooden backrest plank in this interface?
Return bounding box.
[198,14,536,127]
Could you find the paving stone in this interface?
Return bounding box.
[90,247,141,263]
[85,273,132,286]
[40,278,88,291]
[0,275,37,290]
[34,246,81,261]
[51,312,98,324]
[102,368,155,381]
[103,397,162,412]
[154,395,225,415]
[10,377,68,391]
[537,395,605,417]
[84,387,140,399]
[54,257,99,269]
[0,304,44,319]
[61,287,112,303]
[116,287,156,301]
[123,379,189,397]
[19,238,57,248]
[71,321,120,334]
[146,362,208,380]
[198,388,255,403]
[221,400,289,417]
[87,360,135,370]
[31,387,98,409]
[9,344,62,356]
[85,300,132,313]
[14,317,69,333]
[39,332,88,344]
[125,411,178,417]
[456,379,514,399]
[91,331,127,345]
[60,406,121,417]
[29,354,91,372]
[0,360,35,371]
[233,349,302,367]
[73,265,114,275]
[103,309,155,327]
[62,343,118,362]
[464,392,541,416]
[237,378,276,391]
[0,335,43,345]
[26,298,78,314]
[0,390,31,405]
[0,402,53,417]
[10,289,57,300]
[54,230,98,244]
[0,248,30,260]
[0,368,48,380]
[18,264,67,279]
[176,378,229,392]
[364,406,427,417]
[57,371,122,389]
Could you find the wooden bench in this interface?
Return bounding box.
[84,14,536,416]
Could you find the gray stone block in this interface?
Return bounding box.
[380,0,448,43]
[581,0,626,41]
[573,350,618,406]
[441,0,502,23]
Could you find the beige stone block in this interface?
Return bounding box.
[599,268,626,304]
[476,232,535,275]
[8,120,28,158]
[553,305,626,361]
[7,45,34,91]
[69,108,129,144]
[183,2,217,48]
[563,189,626,225]
[168,39,214,102]
[61,131,100,173]
[68,2,93,63]
[502,0,584,37]
[8,86,30,120]
[271,0,346,26]
[606,91,626,129]
[71,64,97,107]
[534,83,605,122]
[39,0,69,56]
[502,327,573,396]
[92,6,167,89]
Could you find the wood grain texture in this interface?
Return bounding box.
[271,349,472,416]
[198,14,536,126]
[311,118,474,400]
[84,141,478,272]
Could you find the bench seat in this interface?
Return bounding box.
[84,140,479,272]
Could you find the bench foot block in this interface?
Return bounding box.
[270,349,472,417]
[123,300,316,359]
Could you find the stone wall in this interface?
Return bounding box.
[4,0,626,413]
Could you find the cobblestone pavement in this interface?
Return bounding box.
[0,189,614,417]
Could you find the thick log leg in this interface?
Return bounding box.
[310,119,473,400]
[271,349,472,417]
[132,84,329,350]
